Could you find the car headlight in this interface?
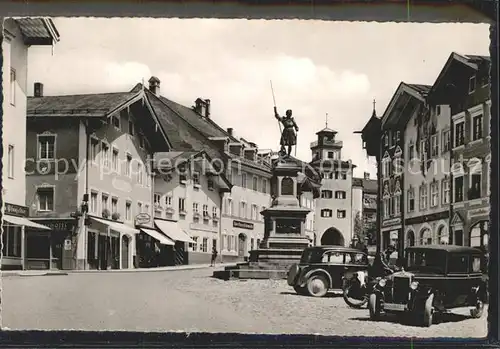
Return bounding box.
[410,281,419,290]
[378,279,386,287]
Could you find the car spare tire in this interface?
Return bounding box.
[287,264,300,286]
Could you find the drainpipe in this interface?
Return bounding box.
[83,120,90,270]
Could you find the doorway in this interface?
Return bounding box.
[321,227,345,246]
[121,235,129,269]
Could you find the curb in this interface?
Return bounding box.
[2,264,237,277]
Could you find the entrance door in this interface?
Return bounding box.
[121,235,129,269]
[174,241,186,265]
[98,235,108,270]
[238,234,246,258]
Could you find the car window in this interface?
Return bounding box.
[345,253,366,265]
[471,256,481,273]
[448,255,469,274]
[406,250,445,273]
[322,251,344,263]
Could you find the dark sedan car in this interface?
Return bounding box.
[368,245,487,327]
[287,246,369,297]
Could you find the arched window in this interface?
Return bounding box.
[420,228,432,245]
[406,230,415,247]
[437,225,448,244]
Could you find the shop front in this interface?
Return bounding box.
[136,227,175,267]
[154,218,195,265]
[87,216,138,270]
[451,204,489,248]
[1,203,52,270]
[380,217,401,264]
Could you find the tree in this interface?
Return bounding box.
[353,211,364,245]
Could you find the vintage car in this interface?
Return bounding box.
[287,246,369,297]
[368,245,487,327]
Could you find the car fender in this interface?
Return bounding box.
[300,268,332,288]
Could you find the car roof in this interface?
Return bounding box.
[406,244,482,254]
[305,245,364,254]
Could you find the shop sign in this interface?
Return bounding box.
[41,219,75,231]
[468,207,489,219]
[4,203,29,217]
[135,213,151,225]
[233,220,254,230]
[382,217,401,227]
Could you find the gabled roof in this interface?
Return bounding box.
[381,82,431,127]
[28,91,140,117]
[15,17,60,45]
[429,52,490,96]
[316,127,337,135]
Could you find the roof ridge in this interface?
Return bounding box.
[28,91,136,99]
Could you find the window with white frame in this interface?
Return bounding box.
[101,194,109,215]
[179,165,187,183]
[7,144,14,178]
[212,206,218,219]
[321,209,332,218]
[419,184,428,210]
[454,121,465,147]
[165,195,172,207]
[207,177,214,190]
[90,191,98,213]
[154,193,161,207]
[137,163,144,184]
[431,134,439,156]
[252,204,258,220]
[193,172,200,186]
[112,148,119,171]
[472,113,483,141]
[454,176,464,202]
[442,179,450,205]
[321,190,333,199]
[442,129,450,152]
[241,172,247,188]
[469,75,476,94]
[101,142,110,168]
[125,201,132,220]
[430,181,439,207]
[335,191,347,199]
[394,195,401,216]
[112,113,120,129]
[469,160,482,200]
[203,204,209,220]
[125,154,132,176]
[191,236,199,251]
[90,137,99,162]
[38,135,55,160]
[10,68,16,105]
[111,197,118,213]
[239,202,247,218]
[407,188,415,212]
[252,176,258,191]
[202,238,208,252]
[178,198,186,212]
[37,187,54,211]
[193,202,199,214]
[337,210,346,219]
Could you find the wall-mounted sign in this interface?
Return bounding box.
[64,239,72,251]
[135,213,151,225]
[4,203,29,217]
[382,217,401,227]
[468,207,489,219]
[233,220,254,230]
[41,219,75,231]
[276,218,301,234]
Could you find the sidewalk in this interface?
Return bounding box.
[1,262,237,277]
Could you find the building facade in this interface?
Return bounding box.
[310,126,356,247]
[1,18,60,270]
[428,53,491,249]
[25,86,170,270]
[352,173,377,249]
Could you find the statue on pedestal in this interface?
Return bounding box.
[274,107,299,157]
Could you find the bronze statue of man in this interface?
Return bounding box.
[274,107,299,157]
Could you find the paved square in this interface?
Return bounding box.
[1,268,487,337]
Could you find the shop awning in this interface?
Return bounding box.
[141,228,175,246]
[154,219,195,243]
[91,217,139,236]
[3,215,51,230]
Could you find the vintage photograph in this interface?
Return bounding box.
[1,17,491,338]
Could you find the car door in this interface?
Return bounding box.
[323,250,344,289]
[469,254,484,302]
[446,254,470,307]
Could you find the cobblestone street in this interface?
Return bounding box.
[1,268,487,337]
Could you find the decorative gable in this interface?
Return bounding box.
[383,182,391,199]
[383,151,390,160]
[394,145,403,156]
[451,212,464,226]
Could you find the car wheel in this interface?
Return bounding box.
[306,274,329,297]
[293,285,307,296]
[470,300,484,318]
[368,293,381,320]
[343,281,368,309]
[423,294,434,327]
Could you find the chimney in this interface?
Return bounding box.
[148,76,160,96]
[227,128,233,136]
[204,99,211,118]
[364,172,370,180]
[34,82,44,97]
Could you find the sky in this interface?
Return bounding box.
[27,19,490,178]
